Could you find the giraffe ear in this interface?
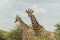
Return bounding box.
[32,10,34,13]
[26,9,29,13]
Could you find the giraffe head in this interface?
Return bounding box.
[15,15,20,23]
[26,9,34,17]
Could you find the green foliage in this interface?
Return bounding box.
[55,23,60,40]
[0,24,23,40]
[55,23,60,35]
[0,23,60,40]
[6,24,23,40]
[55,23,60,31]
[0,30,7,40]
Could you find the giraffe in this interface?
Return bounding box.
[15,15,35,40]
[26,9,56,40]
[26,9,45,37]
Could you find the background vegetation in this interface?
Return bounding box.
[0,23,60,40]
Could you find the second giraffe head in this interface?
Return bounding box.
[15,15,20,23]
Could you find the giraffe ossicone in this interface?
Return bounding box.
[26,9,34,13]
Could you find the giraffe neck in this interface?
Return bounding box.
[17,17,29,30]
[29,14,45,37]
[30,14,44,29]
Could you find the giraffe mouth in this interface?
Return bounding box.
[15,18,17,23]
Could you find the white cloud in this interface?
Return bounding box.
[39,17,58,31]
[0,15,8,30]
[30,4,39,14]
[0,0,9,5]
[30,4,47,14]
[0,16,5,25]
[0,0,13,10]
[0,15,16,31]
[0,0,14,31]
[39,8,47,13]
[12,11,28,18]
[31,4,38,9]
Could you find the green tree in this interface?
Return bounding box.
[55,23,60,40]
[55,23,60,35]
[6,24,23,40]
[0,30,7,40]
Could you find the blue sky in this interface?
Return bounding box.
[0,0,60,31]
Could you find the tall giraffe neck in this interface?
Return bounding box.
[29,14,45,36]
[16,17,29,30]
[30,14,44,29]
